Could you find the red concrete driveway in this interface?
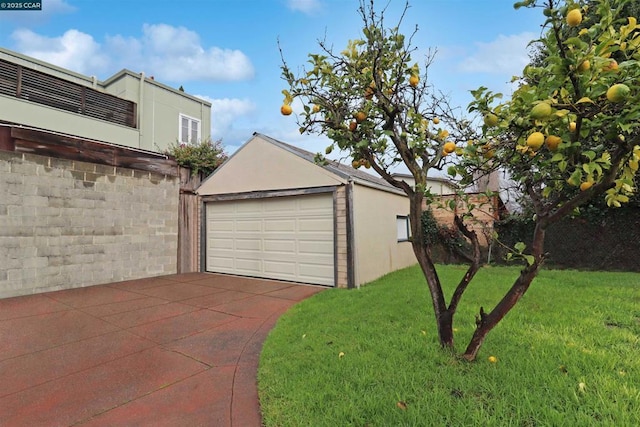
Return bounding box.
[0,273,325,426]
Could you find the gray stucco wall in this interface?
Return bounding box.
[0,151,179,298]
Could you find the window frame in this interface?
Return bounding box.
[396,215,411,242]
[178,113,201,144]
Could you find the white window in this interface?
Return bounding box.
[397,216,410,242]
[179,114,201,144]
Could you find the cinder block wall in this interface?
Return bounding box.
[0,151,179,298]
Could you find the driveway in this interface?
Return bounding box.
[0,273,325,426]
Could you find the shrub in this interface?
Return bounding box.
[163,138,227,176]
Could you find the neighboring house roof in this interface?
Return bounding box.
[391,172,458,187]
[0,47,210,109]
[101,69,211,107]
[254,133,405,195]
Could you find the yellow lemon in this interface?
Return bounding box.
[484,113,499,127]
[530,103,552,120]
[526,132,545,150]
[606,83,630,103]
[566,9,582,27]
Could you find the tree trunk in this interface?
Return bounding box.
[408,195,454,349]
[461,222,546,361]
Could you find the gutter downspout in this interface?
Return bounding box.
[138,72,144,149]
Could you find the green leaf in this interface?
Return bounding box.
[523,255,535,266]
[514,241,526,253]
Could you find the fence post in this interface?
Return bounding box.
[177,167,202,273]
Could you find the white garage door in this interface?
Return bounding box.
[205,193,335,286]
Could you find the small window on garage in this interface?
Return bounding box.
[397,215,410,242]
[179,114,201,144]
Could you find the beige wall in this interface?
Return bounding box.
[352,184,416,286]
[0,94,139,147]
[103,73,211,152]
[198,135,344,195]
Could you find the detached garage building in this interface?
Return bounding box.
[197,133,416,288]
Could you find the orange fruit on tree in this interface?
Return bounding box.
[280,104,293,116]
[580,181,593,191]
[443,141,457,154]
[577,60,590,72]
[409,75,419,87]
[603,59,618,72]
[354,111,367,123]
[348,121,358,132]
[545,135,562,151]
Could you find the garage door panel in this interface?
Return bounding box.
[298,240,333,255]
[209,220,234,232]
[264,219,296,232]
[235,239,261,251]
[264,239,296,253]
[211,238,234,250]
[235,258,262,273]
[208,256,234,269]
[206,194,335,286]
[299,264,334,280]
[263,260,297,275]
[236,220,262,231]
[298,218,333,231]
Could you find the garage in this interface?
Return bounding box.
[205,193,335,286]
[197,133,417,288]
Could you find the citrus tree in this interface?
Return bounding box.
[280,0,639,361]
[460,0,640,358]
[281,0,480,355]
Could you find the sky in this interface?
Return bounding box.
[0,0,545,163]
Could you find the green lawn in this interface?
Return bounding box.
[258,265,640,426]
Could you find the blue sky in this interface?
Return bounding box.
[0,0,544,158]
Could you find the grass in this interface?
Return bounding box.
[258,265,640,426]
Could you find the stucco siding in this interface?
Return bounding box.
[352,183,416,286]
[198,135,344,195]
[0,94,139,147]
[103,73,211,152]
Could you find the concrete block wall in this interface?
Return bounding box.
[0,150,179,298]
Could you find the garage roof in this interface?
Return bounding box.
[254,133,405,195]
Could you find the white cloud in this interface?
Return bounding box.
[457,32,536,77]
[11,28,109,75]
[9,23,255,82]
[195,96,257,144]
[287,0,322,15]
